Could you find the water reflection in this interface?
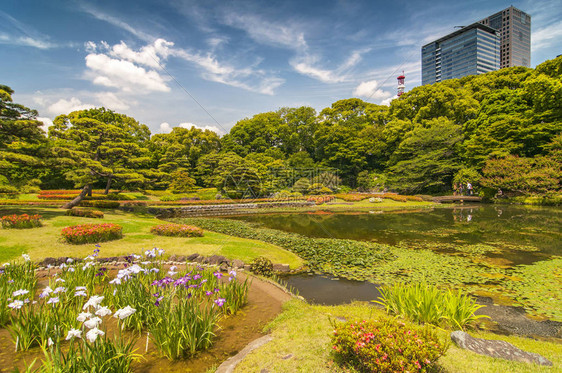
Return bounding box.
[228,205,561,258]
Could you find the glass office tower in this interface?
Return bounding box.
[422,23,500,85]
[479,6,531,68]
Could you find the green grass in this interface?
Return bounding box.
[235,300,562,373]
[0,207,304,268]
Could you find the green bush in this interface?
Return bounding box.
[79,200,120,209]
[65,208,104,219]
[150,223,203,237]
[375,282,488,329]
[250,256,274,277]
[106,193,135,200]
[332,318,447,372]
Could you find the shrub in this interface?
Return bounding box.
[79,200,120,209]
[249,256,274,277]
[1,214,42,229]
[61,223,123,244]
[65,208,104,219]
[150,223,204,237]
[332,318,447,372]
[375,282,488,329]
[307,195,335,205]
[106,193,135,200]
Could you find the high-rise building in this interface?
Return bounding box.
[421,23,500,85]
[479,6,531,68]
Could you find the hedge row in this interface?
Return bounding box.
[175,217,394,276]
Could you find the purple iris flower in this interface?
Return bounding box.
[213,272,222,279]
[205,291,213,296]
[214,298,226,307]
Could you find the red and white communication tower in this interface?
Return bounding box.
[397,71,405,97]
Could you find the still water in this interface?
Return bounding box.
[230,205,561,261]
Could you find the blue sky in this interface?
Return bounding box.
[1,0,561,135]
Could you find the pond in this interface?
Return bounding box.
[229,205,561,264]
[229,205,562,321]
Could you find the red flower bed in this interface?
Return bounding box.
[1,214,42,229]
[61,223,122,244]
[150,223,204,237]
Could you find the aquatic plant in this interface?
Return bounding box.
[332,318,447,372]
[375,282,488,329]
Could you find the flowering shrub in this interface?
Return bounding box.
[332,319,447,372]
[306,195,335,205]
[150,223,204,237]
[1,214,42,229]
[61,223,123,244]
[334,193,424,203]
[65,208,104,219]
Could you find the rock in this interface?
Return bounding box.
[219,263,229,272]
[186,253,199,261]
[40,257,58,267]
[280,354,293,360]
[451,331,552,366]
[232,259,245,268]
[273,263,290,273]
[206,255,228,265]
[243,264,251,271]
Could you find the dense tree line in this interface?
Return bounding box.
[1,57,560,202]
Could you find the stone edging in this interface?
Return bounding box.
[215,335,274,373]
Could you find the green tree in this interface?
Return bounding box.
[49,108,151,208]
[387,118,463,194]
[480,155,560,195]
[0,84,46,193]
[167,170,196,193]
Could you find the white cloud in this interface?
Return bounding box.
[222,13,306,50]
[179,122,224,135]
[36,117,53,133]
[0,33,55,49]
[532,20,562,52]
[80,5,153,42]
[159,122,172,133]
[85,52,170,93]
[353,80,392,100]
[223,11,364,84]
[47,98,95,116]
[381,95,398,106]
[95,92,131,111]
[159,122,224,135]
[172,48,284,95]
[109,39,173,69]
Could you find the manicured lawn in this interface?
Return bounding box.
[235,300,562,373]
[0,207,304,268]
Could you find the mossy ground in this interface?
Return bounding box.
[235,299,562,373]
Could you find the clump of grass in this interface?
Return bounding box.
[375,282,488,329]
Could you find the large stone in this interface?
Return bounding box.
[232,259,245,268]
[451,331,552,366]
[206,255,228,265]
[186,253,200,262]
[273,263,290,273]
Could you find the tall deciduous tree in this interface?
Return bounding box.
[49,108,151,208]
